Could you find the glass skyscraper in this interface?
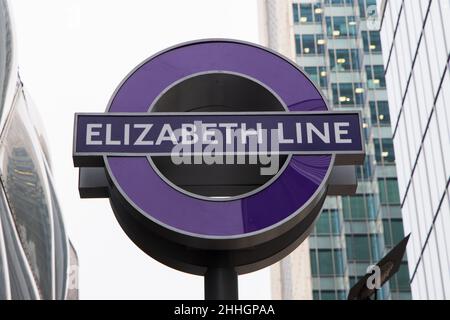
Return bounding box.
[379,0,450,299]
[0,0,78,299]
[259,0,411,300]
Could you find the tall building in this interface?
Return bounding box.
[0,0,78,299]
[259,0,411,300]
[378,0,450,300]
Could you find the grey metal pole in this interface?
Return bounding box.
[204,267,238,300]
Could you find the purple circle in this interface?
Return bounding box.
[106,40,332,238]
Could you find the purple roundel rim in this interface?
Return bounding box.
[105,39,334,238]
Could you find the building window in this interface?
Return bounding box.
[304,66,328,88]
[332,82,365,106]
[356,155,373,180]
[295,34,301,54]
[313,3,323,21]
[383,219,405,247]
[313,291,320,300]
[292,3,299,23]
[370,101,391,126]
[342,194,377,220]
[346,234,381,262]
[366,65,386,88]
[324,0,355,6]
[294,34,325,55]
[302,35,316,54]
[316,34,325,54]
[300,3,313,22]
[311,250,318,275]
[315,209,340,234]
[358,0,377,18]
[374,138,395,163]
[329,49,361,71]
[362,31,382,53]
[293,3,323,23]
[313,290,347,300]
[318,66,327,87]
[326,16,357,37]
[378,178,401,205]
[389,262,411,291]
[311,249,345,276]
[339,83,355,103]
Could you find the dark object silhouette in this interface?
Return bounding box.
[348,234,410,300]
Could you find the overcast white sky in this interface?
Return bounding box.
[11,0,271,299]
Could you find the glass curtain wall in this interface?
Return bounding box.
[292,0,411,299]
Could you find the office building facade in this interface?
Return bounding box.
[379,0,450,299]
[259,0,411,299]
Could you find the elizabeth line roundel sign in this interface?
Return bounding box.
[73,39,364,275]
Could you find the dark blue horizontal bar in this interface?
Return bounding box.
[74,112,363,156]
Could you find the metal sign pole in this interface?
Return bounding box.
[204,268,238,300]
